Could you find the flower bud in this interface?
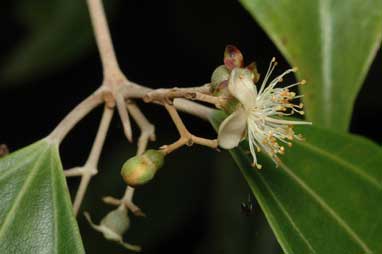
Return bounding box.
[84,206,141,251]
[224,45,244,70]
[210,65,230,92]
[246,62,261,83]
[121,149,165,187]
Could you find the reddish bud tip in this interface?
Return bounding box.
[224,45,244,70]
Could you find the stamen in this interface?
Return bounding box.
[258,58,278,94]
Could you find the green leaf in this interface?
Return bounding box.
[239,0,382,131]
[210,112,382,254]
[0,140,84,253]
[1,0,94,85]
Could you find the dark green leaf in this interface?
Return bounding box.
[239,0,382,131]
[210,112,382,254]
[0,140,84,253]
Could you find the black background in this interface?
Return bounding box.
[0,0,381,253]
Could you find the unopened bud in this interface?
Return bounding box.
[210,65,229,91]
[246,62,261,83]
[121,149,165,187]
[224,45,244,70]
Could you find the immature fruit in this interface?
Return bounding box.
[121,149,165,186]
[84,206,141,252]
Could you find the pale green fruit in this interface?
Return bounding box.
[121,149,165,186]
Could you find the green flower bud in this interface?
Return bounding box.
[121,149,165,187]
[210,65,230,91]
[224,45,244,70]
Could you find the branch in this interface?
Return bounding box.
[126,101,156,152]
[160,103,218,155]
[87,0,120,77]
[144,85,226,109]
[55,0,217,218]
[116,94,133,142]
[65,106,114,215]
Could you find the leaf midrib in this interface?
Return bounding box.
[319,0,333,125]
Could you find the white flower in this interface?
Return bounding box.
[218,58,311,169]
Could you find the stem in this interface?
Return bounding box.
[126,102,156,152]
[86,107,114,167]
[131,87,214,120]
[116,94,133,142]
[73,174,92,215]
[161,104,218,154]
[173,99,214,121]
[70,106,114,215]
[87,0,120,77]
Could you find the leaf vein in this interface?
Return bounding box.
[257,173,317,253]
[280,162,373,253]
[295,140,382,190]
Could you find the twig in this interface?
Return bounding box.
[160,103,218,155]
[126,101,156,152]
[144,86,226,109]
[116,94,133,142]
[65,106,114,215]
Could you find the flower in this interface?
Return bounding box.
[217,58,311,169]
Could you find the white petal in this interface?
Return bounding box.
[218,108,247,149]
[228,68,257,109]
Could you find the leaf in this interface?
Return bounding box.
[210,112,382,254]
[239,0,382,131]
[0,140,84,253]
[1,0,103,86]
